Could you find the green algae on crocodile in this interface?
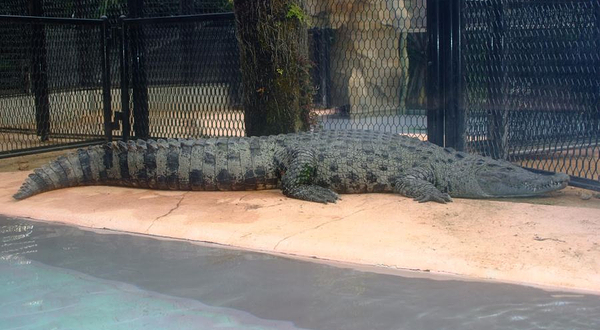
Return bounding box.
[13,130,569,203]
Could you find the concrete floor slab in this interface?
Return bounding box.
[0,170,599,293]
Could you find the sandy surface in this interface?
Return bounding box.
[1,170,599,294]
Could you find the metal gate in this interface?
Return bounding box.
[117,12,243,141]
[0,15,113,157]
[0,11,243,158]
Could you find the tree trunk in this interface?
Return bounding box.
[233,0,312,136]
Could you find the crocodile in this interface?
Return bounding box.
[13,130,569,203]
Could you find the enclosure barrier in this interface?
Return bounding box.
[0,15,111,156]
[459,0,600,188]
[0,0,598,191]
[119,12,243,140]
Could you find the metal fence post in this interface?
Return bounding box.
[594,1,600,138]
[75,0,93,87]
[426,0,444,146]
[29,0,50,141]
[119,15,131,141]
[310,28,332,108]
[443,0,465,151]
[488,0,507,159]
[128,0,150,139]
[101,16,113,142]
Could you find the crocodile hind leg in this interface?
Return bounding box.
[277,148,339,203]
[394,168,453,203]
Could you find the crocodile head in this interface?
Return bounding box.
[446,156,570,198]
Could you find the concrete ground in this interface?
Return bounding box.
[0,153,599,294]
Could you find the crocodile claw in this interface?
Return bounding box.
[311,186,340,204]
[414,192,453,204]
[283,185,340,204]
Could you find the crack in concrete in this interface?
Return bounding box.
[533,234,566,243]
[145,192,188,233]
[273,200,380,251]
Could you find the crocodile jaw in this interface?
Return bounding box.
[476,171,570,198]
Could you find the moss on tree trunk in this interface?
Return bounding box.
[233,0,312,136]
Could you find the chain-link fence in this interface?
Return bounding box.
[461,0,600,184]
[306,0,428,138]
[120,13,243,139]
[0,0,598,190]
[0,16,109,156]
[0,0,234,18]
[117,0,429,140]
[0,0,126,19]
[1,0,430,151]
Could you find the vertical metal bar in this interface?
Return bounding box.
[426,0,444,146]
[488,0,507,159]
[593,1,600,140]
[439,0,451,146]
[128,0,150,139]
[444,0,465,151]
[75,0,92,87]
[455,0,465,151]
[309,28,332,108]
[119,15,131,141]
[29,0,50,141]
[101,16,113,142]
[320,28,332,107]
[132,30,150,139]
[179,0,193,85]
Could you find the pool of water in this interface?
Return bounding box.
[1,216,599,330]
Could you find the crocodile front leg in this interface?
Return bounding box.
[394,168,453,203]
[277,148,340,203]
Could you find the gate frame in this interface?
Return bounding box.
[117,12,236,142]
[0,14,113,159]
[426,0,464,150]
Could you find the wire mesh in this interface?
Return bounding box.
[142,0,233,16]
[306,0,428,138]
[0,18,107,156]
[0,0,127,18]
[461,0,600,182]
[120,1,429,140]
[0,1,28,16]
[1,0,597,189]
[122,14,243,139]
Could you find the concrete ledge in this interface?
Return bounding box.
[1,171,599,293]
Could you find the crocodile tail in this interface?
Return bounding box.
[13,140,157,200]
[14,144,100,200]
[13,136,265,200]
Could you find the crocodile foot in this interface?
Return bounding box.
[413,191,453,203]
[283,185,340,204]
